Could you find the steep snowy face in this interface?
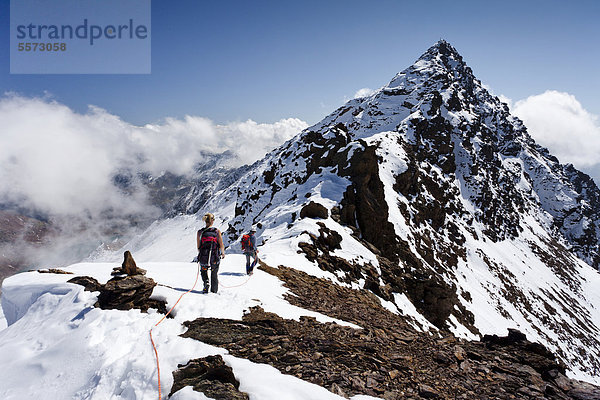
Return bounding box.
[312,40,600,267]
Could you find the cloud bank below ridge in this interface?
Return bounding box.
[0,94,307,268]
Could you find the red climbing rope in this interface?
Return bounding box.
[149,262,201,400]
[148,260,255,399]
[219,258,257,288]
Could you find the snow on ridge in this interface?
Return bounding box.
[0,257,367,400]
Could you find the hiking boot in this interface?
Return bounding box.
[202,286,209,294]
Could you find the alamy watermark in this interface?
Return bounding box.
[10,0,151,74]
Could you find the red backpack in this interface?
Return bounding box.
[241,234,251,251]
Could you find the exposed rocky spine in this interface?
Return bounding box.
[180,263,600,399]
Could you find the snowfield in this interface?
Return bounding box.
[0,256,377,400]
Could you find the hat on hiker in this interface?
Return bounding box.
[250,227,257,233]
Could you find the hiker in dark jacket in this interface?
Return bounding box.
[241,228,258,275]
[197,213,225,293]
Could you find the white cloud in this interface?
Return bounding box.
[354,87,375,99]
[146,116,308,172]
[512,90,600,169]
[0,94,307,218]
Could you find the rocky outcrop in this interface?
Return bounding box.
[111,250,147,276]
[299,201,328,219]
[96,274,164,313]
[296,219,474,332]
[297,222,386,291]
[69,273,167,314]
[340,143,401,263]
[169,355,248,400]
[67,253,168,315]
[180,264,600,399]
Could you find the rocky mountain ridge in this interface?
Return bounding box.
[9,40,600,400]
[147,40,600,383]
[57,258,600,399]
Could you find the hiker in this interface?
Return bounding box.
[197,213,225,293]
[241,228,259,275]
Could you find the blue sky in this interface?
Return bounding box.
[1,0,599,126]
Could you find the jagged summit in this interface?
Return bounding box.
[351,40,469,99]
[418,39,465,63]
[381,40,476,96]
[311,40,497,144]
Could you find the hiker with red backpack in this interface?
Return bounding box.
[241,228,258,275]
[197,213,225,293]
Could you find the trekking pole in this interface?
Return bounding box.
[206,247,212,290]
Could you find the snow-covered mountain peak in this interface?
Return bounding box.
[6,41,600,397]
[386,39,473,89]
[420,39,463,61]
[311,40,510,145]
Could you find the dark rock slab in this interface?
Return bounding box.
[170,355,249,400]
[97,274,163,313]
[300,201,329,219]
[67,276,102,292]
[68,273,168,316]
